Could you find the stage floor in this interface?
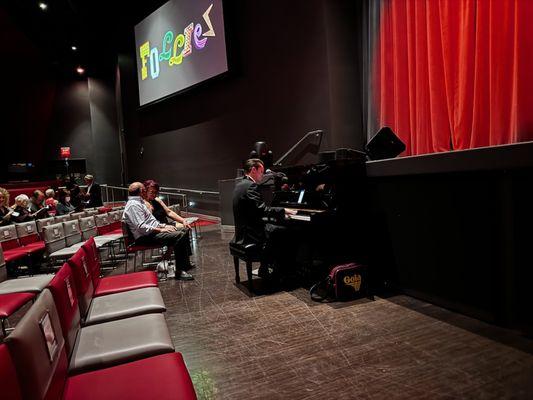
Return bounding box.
[143,225,532,399]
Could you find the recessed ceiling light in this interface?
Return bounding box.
[76,66,85,75]
[38,2,48,11]
[71,46,77,51]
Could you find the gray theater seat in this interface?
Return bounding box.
[83,287,166,326]
[4,289,66,400]
[0,274,53,294]
[69,313,174,375]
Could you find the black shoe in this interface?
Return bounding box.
[175,270,194,280]
[183,261,196,271]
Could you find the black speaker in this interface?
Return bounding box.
[365,127,406,160]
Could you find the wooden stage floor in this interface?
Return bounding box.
[152,225,533,399]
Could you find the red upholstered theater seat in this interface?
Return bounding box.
[0,344,23,400]
[2,248,28,263]
[63,352,197,400]
[47,264,82,355]
[82,237,158,297]
[1,225,29,263]
[0,292,35,318]
[4,289,196,400]
[93,271,158,297]
[18,233,40,246]
[15,222,47,256]
[22,241,46,254]
[0,292,35,336]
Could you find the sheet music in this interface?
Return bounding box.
[288,214,311,222]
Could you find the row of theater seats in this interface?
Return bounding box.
[0,209,125,277]
[0,237,197,400]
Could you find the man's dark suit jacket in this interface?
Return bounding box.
[232,176,284,245]
[86,183,103,208]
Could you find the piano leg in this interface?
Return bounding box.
[246,261,254,294]
[233,256,240,284]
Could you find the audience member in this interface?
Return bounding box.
[11,194,32,223]
[29,190,50,219]
[124,182,194,280]
[143,179,195,271]
[83,174,103,207]
[64,176,83,210]
[44,188,57,215]
[55,189,75,215]
[0,187,14,226]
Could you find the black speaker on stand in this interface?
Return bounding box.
[365,127,406,160]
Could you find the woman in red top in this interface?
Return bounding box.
[44,188,58,215]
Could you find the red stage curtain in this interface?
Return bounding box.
[373,0,533,156]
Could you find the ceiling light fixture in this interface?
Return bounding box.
[71,46,77,51]
[38,2,48,11]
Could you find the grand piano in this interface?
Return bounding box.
[257,130,370,281]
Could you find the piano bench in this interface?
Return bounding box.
[229,243,262,294]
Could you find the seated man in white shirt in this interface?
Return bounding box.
[123,182,194,281]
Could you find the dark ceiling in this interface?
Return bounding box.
[1,0,167,77]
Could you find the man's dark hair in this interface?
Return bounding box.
[243,158,264,174]
[32,190,43,199]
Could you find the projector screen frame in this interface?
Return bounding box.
[134,0,231,109]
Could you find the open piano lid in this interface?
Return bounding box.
[273,130,324,168]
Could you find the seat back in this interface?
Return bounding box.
[43,223,66,255]
[69,211,87,220]
[94,213,111,235]
[79,216,98,241]
[108,210,122,230]
[122,221,135,248]
[4,289,68,400]
[53,215,70,224]
[47,264,81,356]
[36,217,54,236]
[67,247,95,318]
[0,344,23,400]
[85,209,99,217]
[63,220,82,247]
[81,237,101,288]
[0,247,6,282]
[0,224,20,251]
[15,221,40,246]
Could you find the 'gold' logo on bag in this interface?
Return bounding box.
[343,274,362,291]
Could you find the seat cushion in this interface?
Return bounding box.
[229,243,262,260]
[94,271,158,297]
[69,313,174,375]
[68,242,86,250]
[84,287,166,326]
[0,292,35,318]
[3,248,28,263]
[22,241,46,254]
[93,236,117,247]
[50,246,82,258]
[0,275,53,294]
[63,353,197,400]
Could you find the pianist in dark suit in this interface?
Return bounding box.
[232,158,296,278]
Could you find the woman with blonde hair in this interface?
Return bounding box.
[0,187,13,226]
[11,194,32,223]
